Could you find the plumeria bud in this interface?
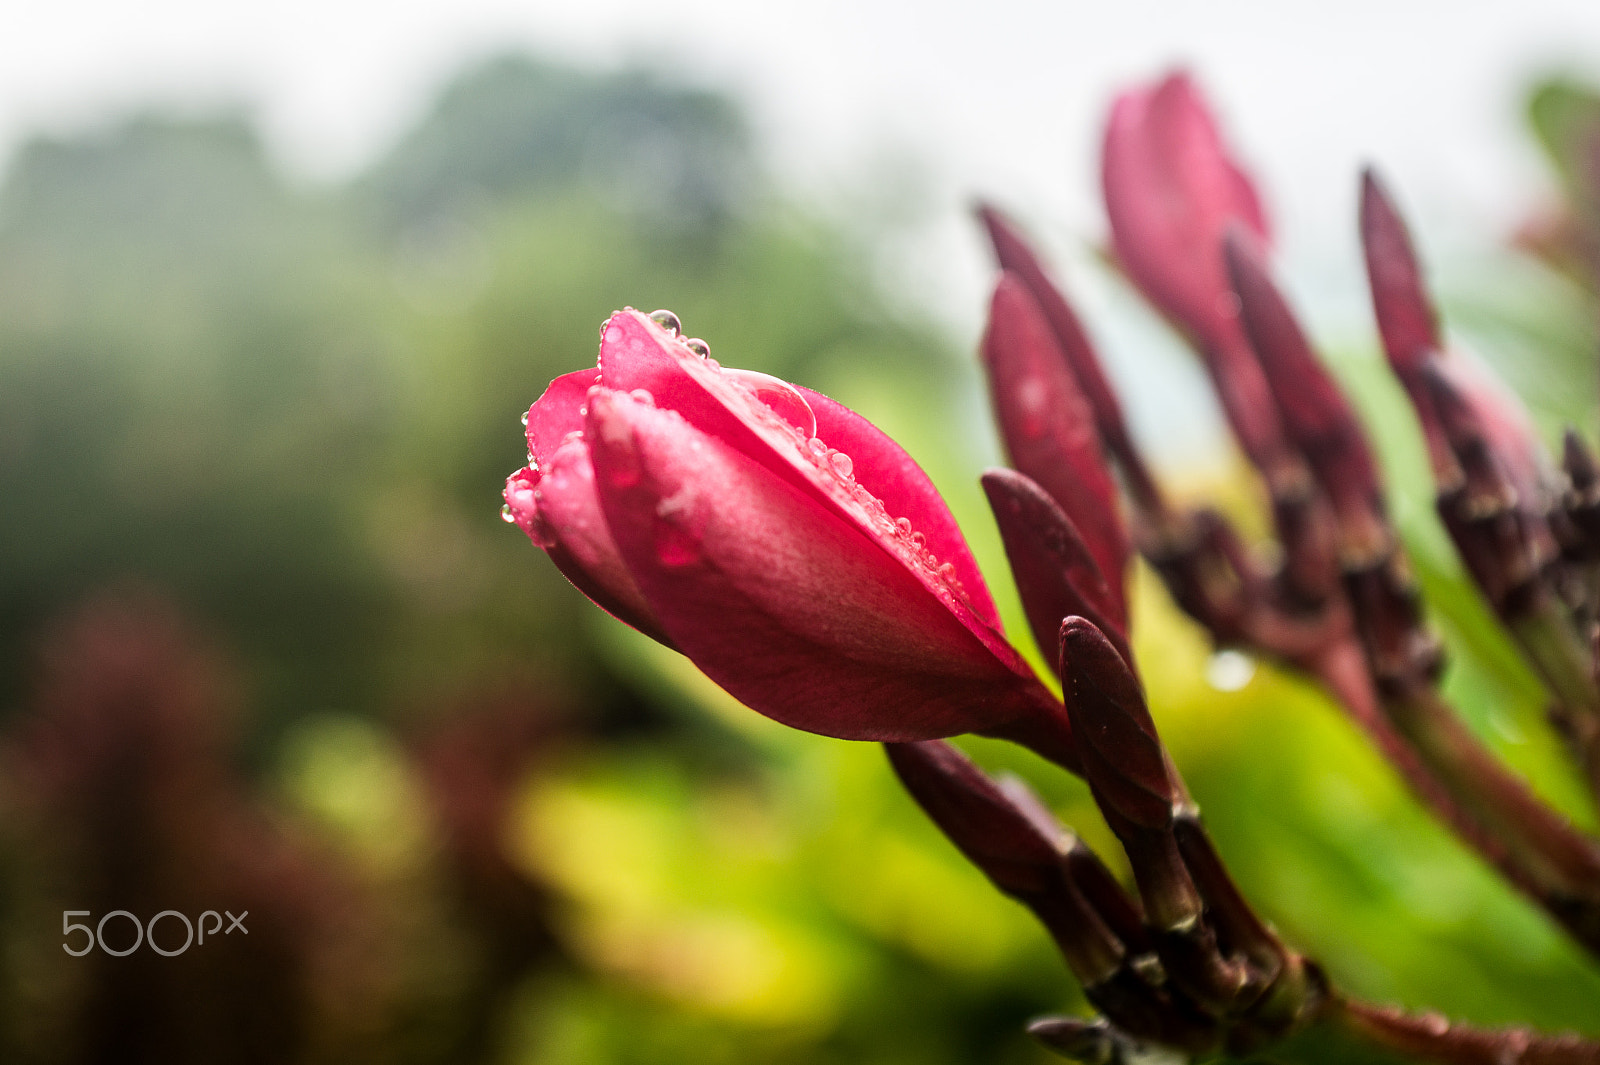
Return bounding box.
[1361,169,1558,516]
[1061,617,1254,1011]
[1102,70,1289,472]
[1222,227,1387,561]
[976,204,1165,514]
[1359,169,1441,378]
[885,741,1126,985]
[982,468,1132,668]
[1059,616,1173,835]
[512,308,1070,751]
[982,274,1132,602]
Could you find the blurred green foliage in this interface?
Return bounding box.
[1,50,1599,1065]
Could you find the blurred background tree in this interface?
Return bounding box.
[0,50,1598,1065]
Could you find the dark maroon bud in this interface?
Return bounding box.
[982,274,1132,605]
[977,203,1166,514]
[983,468,1132,668]
[1360,168,1442,379]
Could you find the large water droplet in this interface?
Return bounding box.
[500,504,516,523]
[649,309,682,336]
[829,451,853,478]
[684,338,710,358]
[723,368,818,438]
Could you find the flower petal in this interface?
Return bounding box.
[585,387,1056,741]
[504,445,674,647]
[597,307,1009,645]
[525,369,600,466]
[796,384,1001,629]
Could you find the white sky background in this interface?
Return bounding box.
[4,0,1600,457]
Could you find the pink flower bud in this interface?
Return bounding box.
[1102,71,1287,470]
[508,309,1062,744]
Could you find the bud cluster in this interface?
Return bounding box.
[507,70,1600,1064]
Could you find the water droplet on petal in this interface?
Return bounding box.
[807,438,828,458]
[1205,650,1256,692]
[910,532,926,549]
[895,517,912,536]
[937,562,956,580]
[500,504,516,523]
[829,451,853,478]
[630,388,655,406]
[520,411,530,427]
[684,338,710,358]
[723,368,818,438]
[704,357,721,371]
[649,309,682,336]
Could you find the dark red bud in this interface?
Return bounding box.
[977,204,1166,514]
[1223,226,1383,534]
[982,274,1132,601]
[1360,168,1442,379]
[983,468,1132,669]
[1059,616,1173,832]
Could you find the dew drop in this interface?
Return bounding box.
[520,411,530,427]
[527,451,535,465]
[895,517,912,536]
[500,504,516,523]
[1205,650,1256,692]
[910,532,926,549]
[649,309,682,336]
[807,438,828,458]
[937,562,956,580]
[829,451,854,478]
[630,388,656,406]
[684,338,710,358]
[724,368,818,438]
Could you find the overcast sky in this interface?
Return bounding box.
[5,1,1599,456]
